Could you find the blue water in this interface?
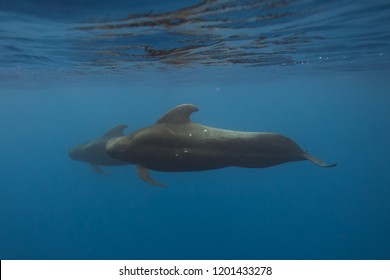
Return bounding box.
[1,0,390,260]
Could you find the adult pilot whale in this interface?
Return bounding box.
[69,124,129,175]
[106,104,336,186]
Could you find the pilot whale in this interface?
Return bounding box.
[106,104,336,186]
[69,124,129,175]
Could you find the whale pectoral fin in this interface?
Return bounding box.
[90,163,110,175]
[303,152,337,168]
[136,164,166,187]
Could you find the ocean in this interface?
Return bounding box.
[0,0,389,260]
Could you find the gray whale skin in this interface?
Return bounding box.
[106,104,336,187]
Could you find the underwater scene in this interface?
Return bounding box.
[1,0,390,260]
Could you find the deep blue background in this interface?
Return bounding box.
[1,76,389,260]
[0,0,390,260]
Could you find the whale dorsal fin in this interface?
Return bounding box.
[102,124,128,137]
[156,104,199,125]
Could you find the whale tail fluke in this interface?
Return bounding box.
[303,152,337,168]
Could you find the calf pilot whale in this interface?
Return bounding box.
[69,124,129,175]
[106,104,336,186]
